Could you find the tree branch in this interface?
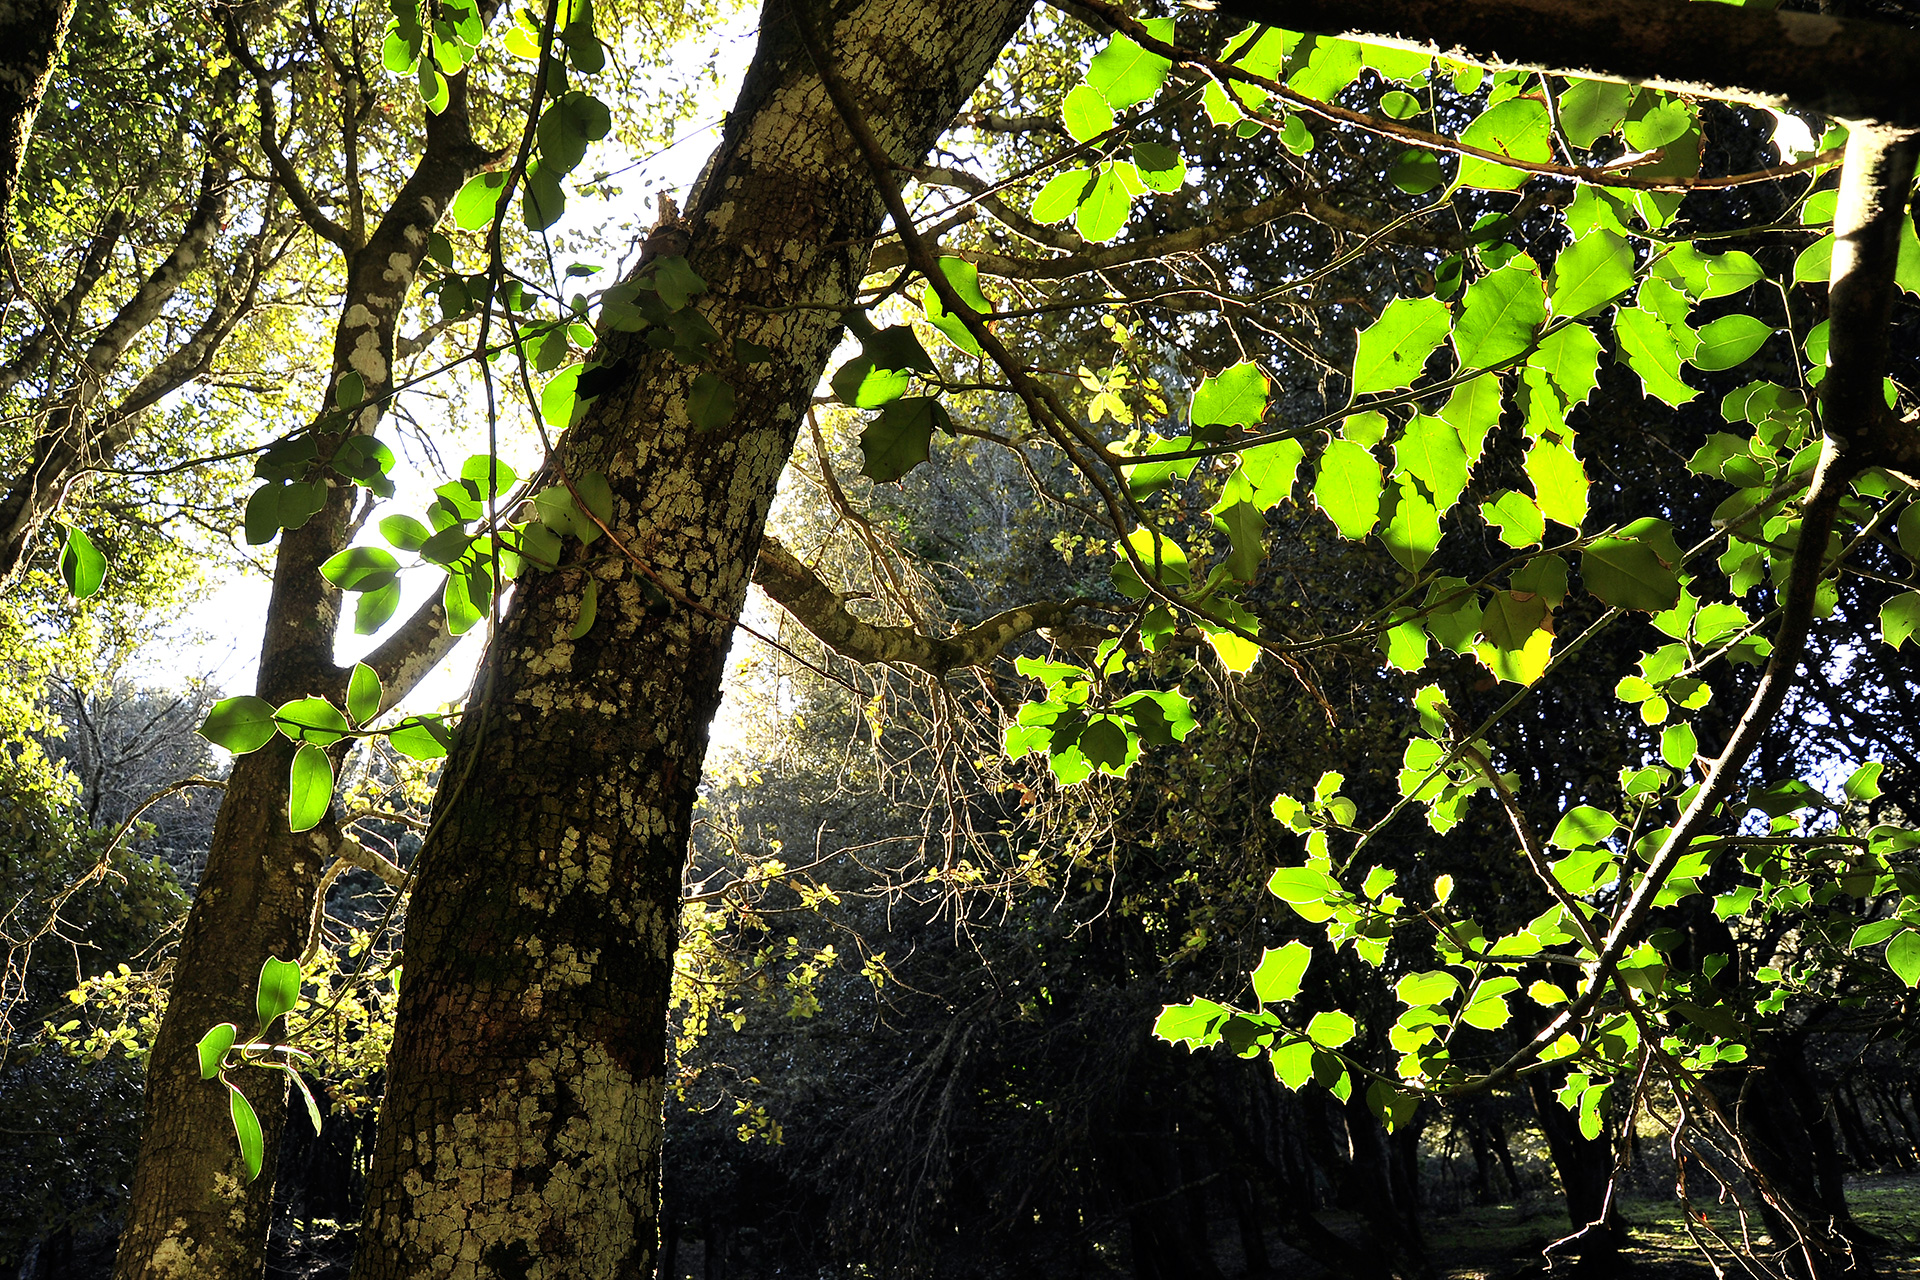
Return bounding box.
[223,15,358,253]
[0,209,126,399]
[1209,0,1920,129]
[752,534,1094,676]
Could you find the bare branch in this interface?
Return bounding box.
[223,15,358,253]
[753,534,1095,676]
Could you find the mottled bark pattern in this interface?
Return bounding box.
[0,0,74,221]
[112,78,493,1280]
[350,2,1027,1276]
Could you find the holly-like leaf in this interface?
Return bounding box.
[1394,415,1467,512]
[1614,306,1699,406]
[1549,229,1635,319]
[1881,591,1920,648]
[1456,97,1551,190]
[859,397,949,482]
[1557,79,1633,149]
[1087,32,1172,110]
[1525,439,1588,530]
[1352,297,1450,394]
[1061,83,1113,142]
[1306,1009,1357,1048]
[1454,264,1547,369]
[1251,941,1312,1006]
[1191,360,1269,429]
[287,743,333,833]
[1582,523,1683,612]
[831,357,911,409]
[1315,439,1383,540]
[1381,479,1440,571]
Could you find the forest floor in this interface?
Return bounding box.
[1418,1171,1920,1278]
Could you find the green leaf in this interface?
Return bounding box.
[1154,998,1228,1048]
[1306,1009,1357,1048]
[1087,33,1172,110]
[1394,415,1467,512]
[1213,499,1267,580]
[1528,323,1603,411]
[319,545,400,593]
[1272,1037,1315,1089]
[198,1022,237,1079]
[541,364,584,429]
[199,696,279,754]
[1661,722,1697,769]
[1557,79,1633,149]
[1456,98,1551,191]
[1251,947,1314,1014]
[1388,149,1443,194]
[1315,439,1383,540]
[1690,315,1773,372]
[1381,479,1441,572]
[1881,591,1920,648]
[1031,167,1093,223]
[347,663,382,726]
[1551,804,1618,849]
[1549,230,1635,319]
[1582,525,1683,612]
[688,371,736,430]
[256,956,301,1027]
[1613,307,1699,407]
[1074,164,1131,243]
[922,259,989,355]
[57,524,106,599]
[570,576,599,640]
[1396,970,1460,1006]
[1352,297,1450,394]
[1525,439,1588,529]
[389,716,452,761]
[832,357,911,409]
[1191,361,1269,429]
[1889,930,1920,987]
[859,397,949,482]
[380,514,431,551]
[229,1086,265,1180]
[651,256,708,311]
[1238,438,1304,510]
[276,696,350,747]
[1061,83,1113,142]
[1454,264,1547,369]
[287,743,333,834]
[1845,761,1884,802]
[452,171,509,231]
[1442,373,1502,465]
[1131,141,1185,192]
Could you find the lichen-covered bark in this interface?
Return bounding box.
[349,3,1028,1276]
[111,76,492,1280]
[0,0,74,223]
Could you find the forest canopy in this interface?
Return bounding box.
[1,0,1919,1278]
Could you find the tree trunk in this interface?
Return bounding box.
[347,2,1027,1276]
[111,78,487,1280]
[0,0,73,225]
[1526,1072,1623,1273]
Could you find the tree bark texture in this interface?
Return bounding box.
[348,2,1029,1277]
[1215,0,1920,128]
[112,81,489,1280]
[0,0,73,223]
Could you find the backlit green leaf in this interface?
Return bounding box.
[452,171,509,231]
[1457,98,1551,190]
[1306,1009,1357,1048]
[1881,591,1920,648]
[1549,230,1635,319]
[1454,264,1546,369]
[1394,415,1467,511]
[287,743,333,833]
[1030,167,1093,223]
[1087,33,1172,110]
[1525,439,1588,529]
[1315,440,1383,540]
[1557,79,1633,149]
[1191,361,1269,429]
[1352,297,1450,394]
[1613,307,1699,406]
[1381,479,1440,571]
[198,1022,237,1079]
[200,696,279,754]
[57,524,106,599]
[1074,165,1131,243]
[1582,529,1683,612]
[1689,315,1772,371]
[1061,83,1113,142]
[256,956,301,1027]
[347,663,382,726]
[230,1086,265,1180]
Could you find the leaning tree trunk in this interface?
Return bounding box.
[347,2,1029,1276]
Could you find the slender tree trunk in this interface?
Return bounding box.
[1526,1072,1623,1273]
[111,78,486,1280]
[347,2,1028,1276]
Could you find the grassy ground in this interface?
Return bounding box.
[1422,1171,1920,1278]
